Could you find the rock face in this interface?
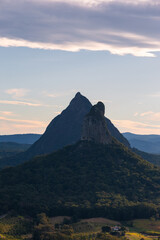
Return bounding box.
[81,102,113,144]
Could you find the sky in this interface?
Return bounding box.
[0,0,160,135]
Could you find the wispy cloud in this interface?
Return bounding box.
[43,90,76,98]
[0,0,160,56]
[140,111,160,121]
[54,111,61,115]
[0,116,46,126]
[140,111,153,117]
[0,111,15,116]
[149,92,160,98]
[133,111,160,122]
[134,112,138,117]
[0,100,43,107]
[0,116,46,134]
[5,88,30,99]
[113,119,160,134]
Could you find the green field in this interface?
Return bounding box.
[126,232,152,240]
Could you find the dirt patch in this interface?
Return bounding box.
[81,218,121,225]
[50,216,71,224]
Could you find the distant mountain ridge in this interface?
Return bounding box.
[0,134,41,144]
[123,132,160,154]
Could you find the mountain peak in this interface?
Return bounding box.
[75,92,82,98]
[96,101,105,115]
[89,101,105,118]
[69,92,92,111]
[81,102,112,144]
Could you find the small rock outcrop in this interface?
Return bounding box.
[81,102,113,144]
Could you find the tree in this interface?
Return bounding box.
[33,213,55,240]
[102,226,111,233]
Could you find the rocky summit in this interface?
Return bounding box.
[81,102,113,144]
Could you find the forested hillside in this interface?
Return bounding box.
[0,141,159,220]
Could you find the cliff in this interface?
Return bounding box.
[81,102,113,144]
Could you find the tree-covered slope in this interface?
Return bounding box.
[0,142,30,159]
[133,148,160,166]
[0,141,159,220]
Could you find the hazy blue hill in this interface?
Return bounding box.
[0,134,41,144]
[123,132,160,142]
[130,139,160,154]
[0,93,130,168]
[123,133,160,154]
[0,141,159,220]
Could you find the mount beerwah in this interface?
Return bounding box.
[0,92,131,168]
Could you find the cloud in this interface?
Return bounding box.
[5,88,30,99]
[0,116,46,126]
[113,119,160,134]
[0,0,160,56]
[54,111,61,115]
[140,111,160,121]
[149,92,160,98]
[133,111,160,122]
[134,112,138,117]
[0,111,14,116]
[0,116,46,134]
[140,111,153,117]
[0,100,43,107]
[43,90,76,98]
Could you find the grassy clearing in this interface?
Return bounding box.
[126,219,160,235]
[50,216,71,225]
[72,218,121,233]
[81,218,120,225]
[72,221,102,233]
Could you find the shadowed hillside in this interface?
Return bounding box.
[0,141,159,220]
